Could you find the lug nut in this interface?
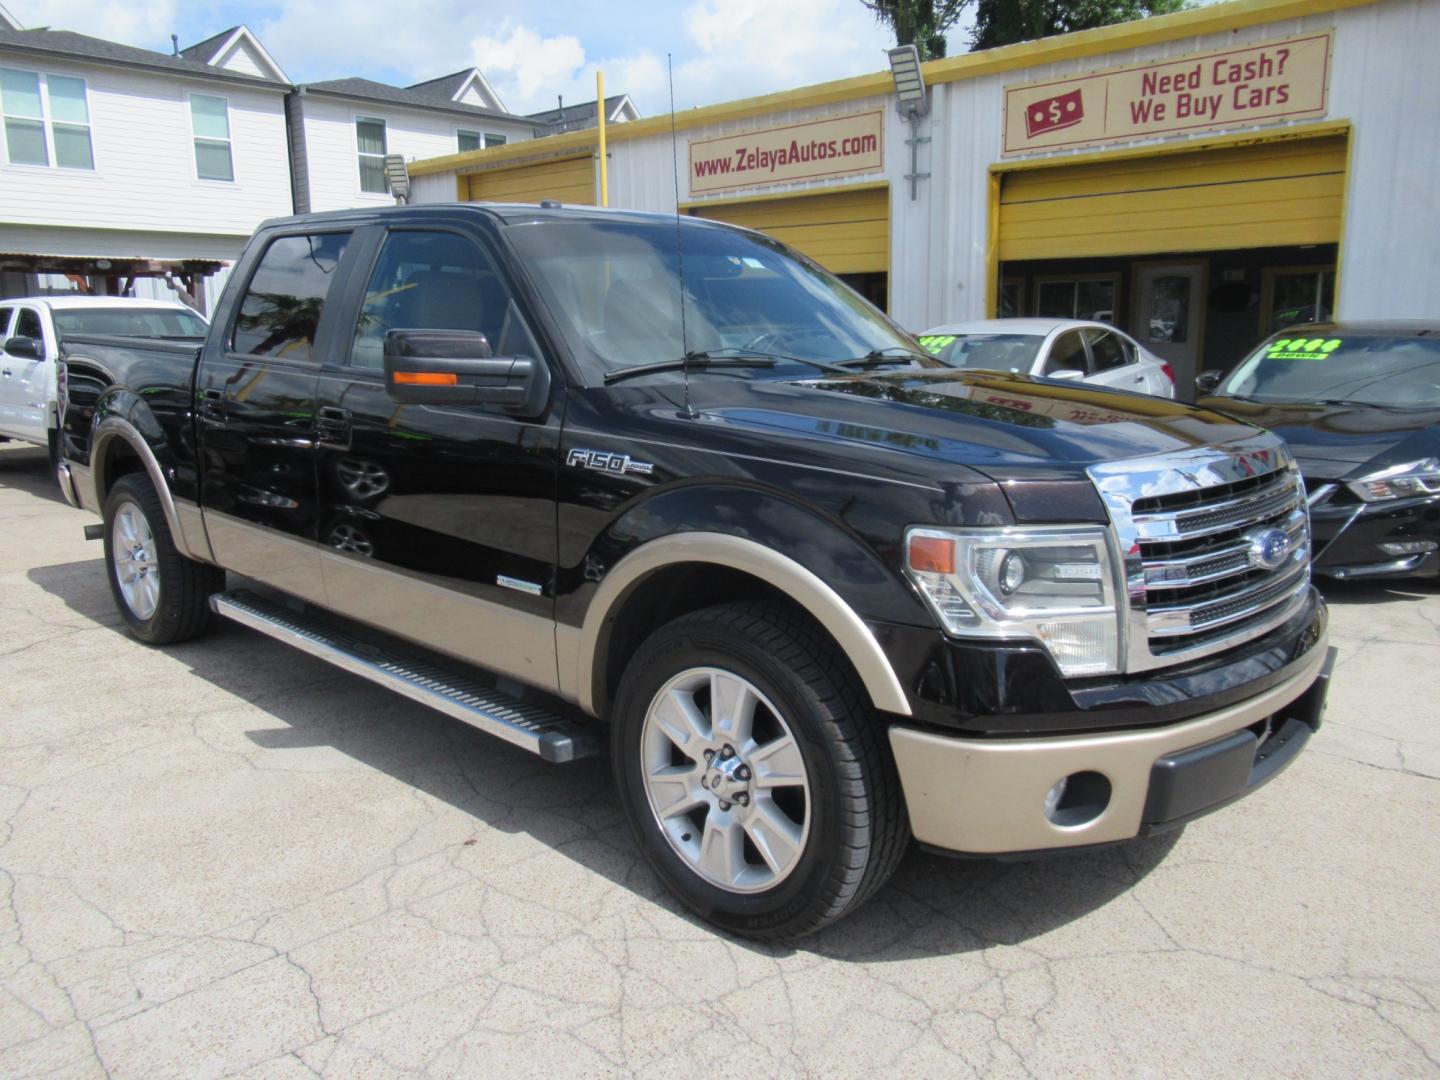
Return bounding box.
[735,765,751,781]
[718,800,731,811]
[736,793,749,807]
[721,745,735,759]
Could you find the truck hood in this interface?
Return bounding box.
[1197,396,1440,481]
[693,370,1263,485]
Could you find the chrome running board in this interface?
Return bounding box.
[210,590,598,763]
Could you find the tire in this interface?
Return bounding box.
[611,602,909,940]
[103,472,223,645]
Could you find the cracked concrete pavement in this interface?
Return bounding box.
[1,440,1437,1078]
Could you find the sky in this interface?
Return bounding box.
[4,0,959,117]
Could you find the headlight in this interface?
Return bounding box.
[905,526,1121,677]
[1346,458,1440,502]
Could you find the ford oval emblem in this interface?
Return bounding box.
[1246,527,1292,570]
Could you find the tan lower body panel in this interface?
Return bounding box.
[889,643,1327,855]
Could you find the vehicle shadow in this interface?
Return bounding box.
[27,556,1180,960]
[0,444,68,506]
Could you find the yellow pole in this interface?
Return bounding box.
[596,69,608,207]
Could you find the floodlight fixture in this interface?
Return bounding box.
[887,45,928,118]
[384,154,410,204]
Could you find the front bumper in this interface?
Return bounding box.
[1311,491,1440,580]
[889,641,1333,856]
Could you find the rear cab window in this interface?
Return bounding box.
[231,232,351,360]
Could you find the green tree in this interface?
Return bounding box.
[969,0,1188,51]
[861,0,973,60]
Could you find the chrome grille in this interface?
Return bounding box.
[1088,436,1313,673]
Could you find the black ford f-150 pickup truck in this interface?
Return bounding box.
[56,204,1333,938]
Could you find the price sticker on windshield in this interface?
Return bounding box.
[919,334,956,355]
[1267,337,1342,360]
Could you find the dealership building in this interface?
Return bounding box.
[407,0,1437,391]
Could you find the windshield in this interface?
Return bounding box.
[52,307,208,339]
[925,333,1044,372]
[505,219,937,382]
[1220,334,1440,408]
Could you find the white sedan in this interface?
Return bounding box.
[917,318,1175,398]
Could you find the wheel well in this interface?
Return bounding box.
[595,562,865,719]
[96,437,142,505]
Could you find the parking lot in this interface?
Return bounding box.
[0,439,1436,1078]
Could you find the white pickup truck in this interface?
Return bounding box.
[0,296,207,463]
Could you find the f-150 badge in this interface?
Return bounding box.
[566,448,654,476]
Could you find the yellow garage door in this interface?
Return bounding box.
[689,185,889,275]
[464,153,595,206]
[999,135,1346,261]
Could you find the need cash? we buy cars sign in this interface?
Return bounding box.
[1002,32,1332,156]
[689,111,884,195]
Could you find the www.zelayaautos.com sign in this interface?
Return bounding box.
[1002,31,1332,156]
[689,110,884,195]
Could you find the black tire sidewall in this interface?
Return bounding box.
[103,475,177,643]
[612,616,858,937]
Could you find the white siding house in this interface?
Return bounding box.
[290,74,540,213]
[0,26,291,307]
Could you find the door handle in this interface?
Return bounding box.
[197,387,225,423]
[316,406,352,443]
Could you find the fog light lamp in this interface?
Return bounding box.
[1379,540,1438,556]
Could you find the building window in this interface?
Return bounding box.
[1035,275,1120,323]
[1,68,94,169]
[356,117,387,193]
[457,129,481,153]
[998,277,1024,318]
[190,94,234,181]
[484,133,507,147]
[1262,266,1335,334]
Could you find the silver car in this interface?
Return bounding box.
[918,318,1176,398]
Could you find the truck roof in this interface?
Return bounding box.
[1,295,197,311]
[257,201,741,232]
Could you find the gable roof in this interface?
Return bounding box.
[180,24,288,82]
[300,76,526,124]
[407,68,505,111]
[0,27,287,87]
[527,94,638,133]
[178,26,234,62]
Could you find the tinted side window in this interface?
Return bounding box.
[1086,329,1132,372]
[1045,330,1088,375]
[232,232,351,360]
[0,307,13,338]
[350,230,537,370]
[16,308,42,340]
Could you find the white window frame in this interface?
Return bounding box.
[0,67,96,171]
[456,127,482,154]
[187,92,235,183]
[355,115,388,195]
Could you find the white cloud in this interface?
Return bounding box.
[466,0,894,116]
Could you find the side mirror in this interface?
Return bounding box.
[1046,368,1085,382]
[4,336,42,360]
[1195,369,1223,395]
[383,328,550,416]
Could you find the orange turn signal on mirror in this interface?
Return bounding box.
[393,371,458,386]
[909,535,955,574]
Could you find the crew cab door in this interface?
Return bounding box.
[196,228,356,604]
[311,223,565,695]
[1082,327,1149,393]
[0,306,50,443]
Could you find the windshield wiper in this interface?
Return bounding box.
[834,347,932,369]
[603,352,779,385]
[602,348,850,384]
